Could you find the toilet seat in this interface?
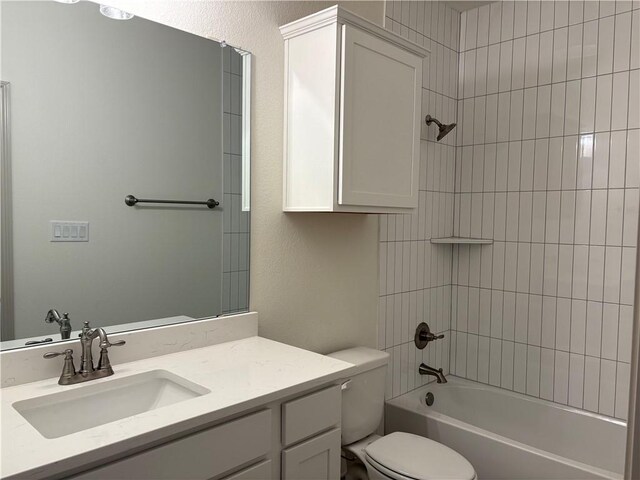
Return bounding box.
[364,432,476,480]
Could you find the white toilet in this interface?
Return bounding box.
[328,347,476,480]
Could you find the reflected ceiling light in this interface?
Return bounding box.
[99,5,134,20]
[53,0,80,4]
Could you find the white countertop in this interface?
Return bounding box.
[0,336,354,479]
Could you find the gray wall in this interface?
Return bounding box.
[2,1,223,339]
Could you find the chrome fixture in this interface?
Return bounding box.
[425,114,456,141]
[99,5,134,20]
[414,322,444,349]
[125,194,219,209]
[44,321,125,385]
[419,363,447,383]
[45,309,72,339]
[53,0,80,4]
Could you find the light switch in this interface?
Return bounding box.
[50,221,89,242]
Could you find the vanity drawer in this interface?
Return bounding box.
[282,385,341,446]
[71,410,271,480]
[222,460,272,480]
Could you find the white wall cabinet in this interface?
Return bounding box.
[67,385,341,480]
[281,6,427,213]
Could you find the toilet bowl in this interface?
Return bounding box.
[328,347,476,480]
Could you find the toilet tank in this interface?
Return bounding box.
[328,347,389,445]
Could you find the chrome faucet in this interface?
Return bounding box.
[419,363,447,383]
[45,309,72,339]
[44,321,125,385]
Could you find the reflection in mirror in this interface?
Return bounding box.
[0,1,251,349]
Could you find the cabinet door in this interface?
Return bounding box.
[338,24,422,209]
[282,429,341,480]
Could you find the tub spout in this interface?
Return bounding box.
[419,363,447,383]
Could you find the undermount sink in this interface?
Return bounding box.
[13,370,210,439]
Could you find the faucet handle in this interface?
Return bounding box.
[99,338,126,349]
[43,349,74,359]
[44,349,77,385]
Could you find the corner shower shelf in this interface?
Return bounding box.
[430,237,493,245]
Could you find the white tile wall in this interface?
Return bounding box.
[222,47,249,314]
[381,0,460,400]
[451,0,639,420]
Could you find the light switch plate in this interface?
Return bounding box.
[50,221,89,242]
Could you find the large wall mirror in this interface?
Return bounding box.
[0,0,251,349]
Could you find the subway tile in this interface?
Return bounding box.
[556,297,572,351]
[614,12,632,72]
[554,350,570,404]
[501,1,515,41]
[588,246,606,301]
[595,75,613,133]
[599,359,617,416]
[555,1,570,28]
[623,189,639,246]
[584,1,599,21]
[630,70,640,129]
[540,1,555,31]
[632,10,640,69]
[538,30,554,85]
[583,356,600,412]
[618,305,634,362]
[610,131,628,188]
[603,246,622,303]
[586,301,603,356]
[615,362,631,420]
[543,244,560,296]
[501,340,515,390]
[567,24,583,81]
[606,189,625,246]
[572,247,589,300]
[490,338,502,386]
[550,83,566,136]
[553,27,569,83]
[514,343,527,393]
[590,190,608,245]
[568,353,585,408]
[574,190,591,244]
[569,0,584,25]
[540,347,555,401]
[597,16,615,74]
[620,247,637,304]
[528,293,543,344]
[542,296,557,348]
[523,90,537,140]
[527,1,541,35]
[611,72,630,132]
[564,81,581,136]
[499,42,514,92]
[580,78,596,134]
[570,299,587,354]
[593,133,610,189]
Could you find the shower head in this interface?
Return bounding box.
[425,114,457,141]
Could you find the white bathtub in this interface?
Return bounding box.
[385,377,626,480]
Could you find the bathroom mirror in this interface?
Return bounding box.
[0,1,251,349]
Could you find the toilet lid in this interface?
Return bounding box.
[364,432,475,480]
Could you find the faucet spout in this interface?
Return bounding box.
[419,363,447,383]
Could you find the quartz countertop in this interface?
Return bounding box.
[0,336,354,479]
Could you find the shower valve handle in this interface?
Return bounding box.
[414,322,444,349]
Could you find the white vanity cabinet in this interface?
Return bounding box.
[281,6,427,213]
[67,385,342,480]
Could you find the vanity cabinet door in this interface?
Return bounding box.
[281,428,341,480]
[338,24,422,210]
